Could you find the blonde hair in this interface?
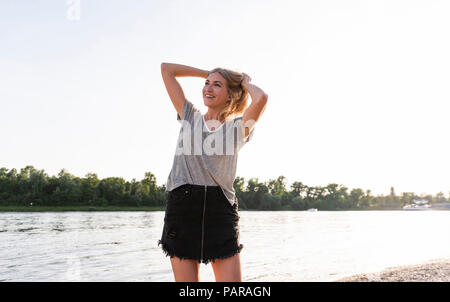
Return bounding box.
[208,68,249,123]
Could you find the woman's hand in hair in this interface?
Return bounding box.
[240,72,267,104]
[241,73,252,91]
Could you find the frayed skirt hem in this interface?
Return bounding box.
[158,240,243,265]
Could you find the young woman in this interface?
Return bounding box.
[158,62,268,282]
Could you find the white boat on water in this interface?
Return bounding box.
[306,208,318,212]
[402,204,432,211]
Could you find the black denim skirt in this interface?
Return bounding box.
[158,183,243,264]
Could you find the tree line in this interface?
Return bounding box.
[1,166,448,210]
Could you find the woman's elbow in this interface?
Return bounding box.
[260,93,268,103]
[161,62,174,76]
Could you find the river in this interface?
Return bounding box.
[1,210,449,281]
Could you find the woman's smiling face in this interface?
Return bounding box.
[203,72,230,109]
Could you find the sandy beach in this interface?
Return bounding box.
[335,258,450,282]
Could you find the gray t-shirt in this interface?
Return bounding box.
[165,99,255,206]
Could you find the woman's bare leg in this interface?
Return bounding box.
[170,257,201,282]
[211,253,242,282]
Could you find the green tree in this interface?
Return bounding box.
[433,192,447,203]
[387,186,399,208]
[98,177,127,205]
[400,192,414,206]
[233,176,245,195]
[349,188,364,209]
[260,194,282,211]
[268,176,287,196]
[82,173,100,205]
[358,190,372,208]
[290,181,306,197]
[290,196,306,210]
[244,178,268,209]
[29,169,48,205]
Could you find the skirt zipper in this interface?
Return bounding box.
[200,185,207,262]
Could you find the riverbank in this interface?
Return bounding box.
[1,206,449,212]
[335,258,450,282]
[0,206,165,212]
[0,206,400,212]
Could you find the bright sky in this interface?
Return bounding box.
[1,0,449,196]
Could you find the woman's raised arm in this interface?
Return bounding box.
[161,63,209,119]
[241,73,268,138]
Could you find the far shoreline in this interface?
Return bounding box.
[1,205,445,212]
[0,206,166,212]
